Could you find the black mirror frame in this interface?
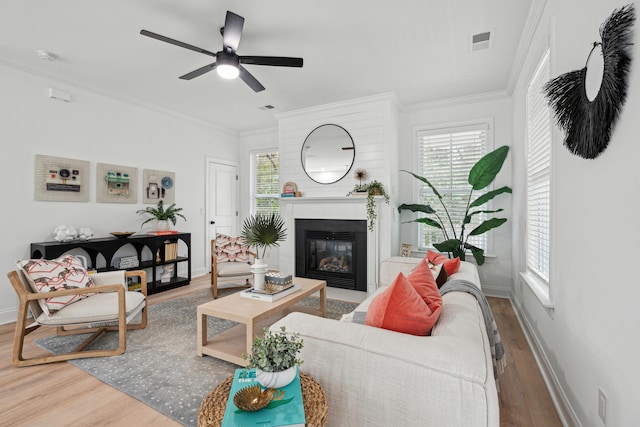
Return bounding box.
[301,124,356,184]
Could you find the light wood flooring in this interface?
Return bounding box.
[0,275,562,426]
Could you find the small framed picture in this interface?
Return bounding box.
[400,243,412,257]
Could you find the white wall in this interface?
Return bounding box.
[398,94,514,296]
[0,64,239,324]
[511,1,640,425]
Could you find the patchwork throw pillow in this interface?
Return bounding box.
[215,234,251,263]
[365,272,435,336]
[426,250,460,276]
[17,255,95,315]
[429,262,448,288]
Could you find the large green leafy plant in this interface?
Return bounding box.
[398,146,511,265]
[241,212,287,259]
[136,200,186,226]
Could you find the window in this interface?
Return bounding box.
[416,122,490,252]
[250,151,280,215]
[525,49,552,284]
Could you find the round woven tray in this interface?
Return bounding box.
[198,371,327,427]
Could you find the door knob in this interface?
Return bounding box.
[210,221,215,224]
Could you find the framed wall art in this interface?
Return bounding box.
[142,169,175,204]
[400,243,412,257]
[34,154,89,202]
[96,163,138,203]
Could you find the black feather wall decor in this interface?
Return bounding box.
[543,4,635,159]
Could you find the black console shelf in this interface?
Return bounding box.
[30,233,191,294]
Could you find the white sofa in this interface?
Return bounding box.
[272,256,499,427]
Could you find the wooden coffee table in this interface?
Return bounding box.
[197,277,326,365]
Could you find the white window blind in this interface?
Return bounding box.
[250,151,280,215]
[416,123,489,252]
[526,49,551,283]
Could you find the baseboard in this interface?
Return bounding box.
[0,307,18,326]
[482,285,511,298]
[509,297,581,427]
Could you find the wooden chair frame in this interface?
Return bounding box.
[211,238,256,299]
[8,269,148,367]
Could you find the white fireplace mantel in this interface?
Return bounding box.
[279,196,388,294]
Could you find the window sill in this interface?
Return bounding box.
[519,271,554,309]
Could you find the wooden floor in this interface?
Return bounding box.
[0,275,562,426]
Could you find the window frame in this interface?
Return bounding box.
[521,46,555,309]
[249,149,280,216]
[411,117,496,256]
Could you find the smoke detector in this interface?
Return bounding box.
[36,50,57,61]
[471,31,492,52]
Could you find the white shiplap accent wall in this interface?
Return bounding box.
[277,93,400,292]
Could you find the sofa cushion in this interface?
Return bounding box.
[17,255,95,315]
[215,234,251,263]
[365,272,435,336]
[427,250,460,276]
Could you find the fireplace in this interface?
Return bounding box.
[295,219,367,291]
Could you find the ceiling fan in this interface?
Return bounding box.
[140,11,303,92]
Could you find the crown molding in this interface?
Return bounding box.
[276,91,400,121]
[0,56,238,136]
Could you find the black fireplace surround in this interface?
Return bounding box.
[295,219,367,291]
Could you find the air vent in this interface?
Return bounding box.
[259,105,275,110]
[471,31,492,52]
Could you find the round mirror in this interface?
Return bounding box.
[301,124,355,184]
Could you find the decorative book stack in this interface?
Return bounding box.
[222,368,305,427]
[113,255,139,269]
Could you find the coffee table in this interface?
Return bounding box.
[197,277,326,365]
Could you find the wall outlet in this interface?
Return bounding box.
[598,388,607,424]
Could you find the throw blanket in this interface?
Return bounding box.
[439,279,506,382]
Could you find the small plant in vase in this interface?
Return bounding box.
[241,212,287,290]
[347,180,390,231]
[243,326,304,388]
[136,200,186,231]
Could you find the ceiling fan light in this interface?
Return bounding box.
[217,64,239,79]
[216,51,240,79]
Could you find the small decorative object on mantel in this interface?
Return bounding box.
[544,4,635,159]
[243,326,304,389]
[53,225,77,242]
[281,181,297,198]
[347,180,390,231]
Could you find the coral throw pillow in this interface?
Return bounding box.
[17,255,95,315]
[426,250,460,276]
[365,272,435,336]
[215,234,251,263]
[408,259,443,320]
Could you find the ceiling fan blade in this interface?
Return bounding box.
[239,56,303,67]
[140,30,216,57]
[239,65,265,92]
[222,11,244,51]
[179,62,217,80]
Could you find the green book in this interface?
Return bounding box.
[221,367,305,427]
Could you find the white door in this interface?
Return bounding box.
[207,160,238,270]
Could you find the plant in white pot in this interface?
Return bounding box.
[243,326,303,388]
[240,212,287,290]
[137,200,186,231]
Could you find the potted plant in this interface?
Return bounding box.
[347,180,390,231]
[398,145,511,265]
[241,212,287,289]
[243,326,304,388]
[137,200,186,231]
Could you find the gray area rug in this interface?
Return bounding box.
[35,287,357,427]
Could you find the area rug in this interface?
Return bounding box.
[35,288,357,427]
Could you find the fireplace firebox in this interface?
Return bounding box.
[295,219,367,291]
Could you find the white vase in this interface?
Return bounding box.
[251,258,269,290]
[156,220,170,231]
[255,365,297,389]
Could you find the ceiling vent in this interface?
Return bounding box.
[471,31,492,52]
[259,105,275,110]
